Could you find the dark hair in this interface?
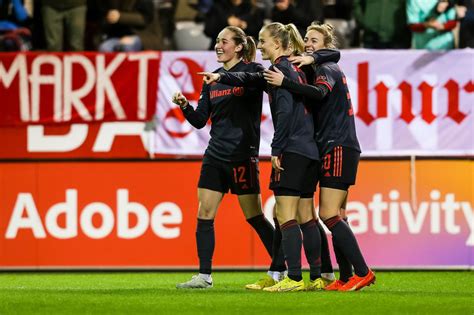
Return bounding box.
[224,26,257,62]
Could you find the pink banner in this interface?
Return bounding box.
[154,50,474,157]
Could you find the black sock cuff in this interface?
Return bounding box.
[246,214,264,225]
[273,217,280,229]
[280,219,298,231]
[324,215,342,230]
[197,218,214,230]
[300,219,317,230]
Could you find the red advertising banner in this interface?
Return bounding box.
[0,160,472,269]
[0,123,150,159]
[0,52,160,126]
[1,50,473,160]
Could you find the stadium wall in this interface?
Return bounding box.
[0,159,472,270]
[0,50,472,270]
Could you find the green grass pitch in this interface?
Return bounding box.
[0,271,473,314]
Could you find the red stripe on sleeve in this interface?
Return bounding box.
[316,81,333,92]
[409,23,427,32]
[443,20,457,31]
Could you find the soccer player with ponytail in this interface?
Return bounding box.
[201,22,340,292]
[264,22,376,291]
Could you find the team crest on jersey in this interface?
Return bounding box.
[232,87,244,96]
[316,75,327,82]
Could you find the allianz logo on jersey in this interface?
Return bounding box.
[4,189,182,240]
[263,190,474,247]
[209,87,244,99]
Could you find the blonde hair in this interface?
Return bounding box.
[306,22,338,49]
[261,22,305,55]
[223,26,257,62]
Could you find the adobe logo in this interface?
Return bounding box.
[5,189,182,240]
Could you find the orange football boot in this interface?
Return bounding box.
[323,279,346,291]
[338,270,375,291]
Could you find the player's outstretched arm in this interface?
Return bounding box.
[288,55,315,68]
[198,72,221,84]
[263,67,329,102]
[288,49,340,67]
[263,67,285,87]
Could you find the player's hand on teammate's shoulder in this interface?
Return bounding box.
[263,67,284,87]
[172,92,188,109]
[288,55,314,68]
[198,72,221,84]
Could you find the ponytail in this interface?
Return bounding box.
[242,35,257,62]
[262,22,304,55]
[222,26,256,62]
[285,23,304,55]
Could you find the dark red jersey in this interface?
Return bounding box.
[181,60,265,161]
[312,62,360,155]
[281,58,360,156]
[218,56,319,161]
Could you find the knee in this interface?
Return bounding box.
[297,207,314,225]
[243,208,263,220]
[276,212,293,226]
[319,207,340,222]
[198,202,217,219]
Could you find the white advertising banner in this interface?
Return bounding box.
[154,50,473,157]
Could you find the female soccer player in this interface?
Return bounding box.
[201,22,332,292]
[264,22,376,291]
[174,26,285,289]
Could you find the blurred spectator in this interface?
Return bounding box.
[322,0,355,47]
[83,0,101,50]
[42,0,86,51]
[156,0,177,50]
[323,0,352,20]
[354,0,411,48]
[407,0,457,50]
[187,0,214,22]
[204,0,264,49]
[0,0,33,51]
[255,0,273,19]
[271,0,324,37]
[457,0,474,47]
[98,0,163,52]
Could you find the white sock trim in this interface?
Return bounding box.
[322,273,336,281]
[199,273,212,282]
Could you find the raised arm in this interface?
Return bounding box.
[199,70,267,90]
[263,65,333,102]
[289,49,341,67]
[172,85,211,129]
[281,78,330,101]
[219,71,267,90]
